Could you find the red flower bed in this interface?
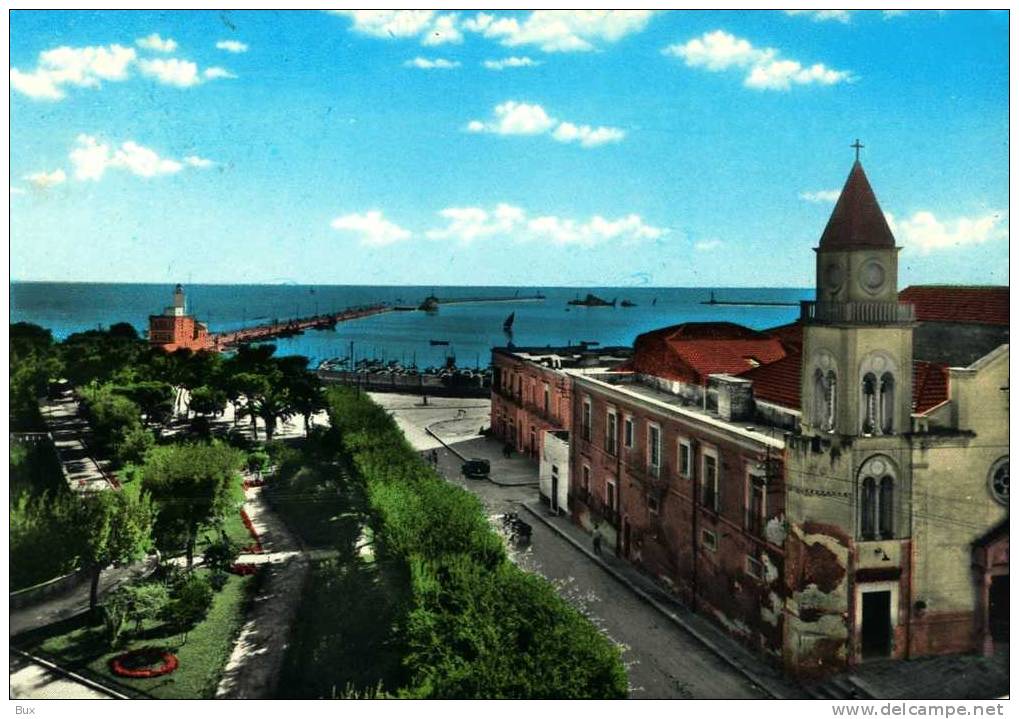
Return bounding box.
[109,648,179,679]
[229,562,259,576]
[240,508,263,554]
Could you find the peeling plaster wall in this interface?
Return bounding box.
[783,521,851,677]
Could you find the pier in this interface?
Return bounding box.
[211,304,392,350]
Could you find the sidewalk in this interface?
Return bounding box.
[519,498,805,700]
[214,481,310,699]
[39,387,117,493]
[427,432,540,487]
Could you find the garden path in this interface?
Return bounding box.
[213,478,311,699]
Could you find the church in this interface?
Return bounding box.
[492,154,1008,678]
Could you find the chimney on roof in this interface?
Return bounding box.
[710,374,754,422]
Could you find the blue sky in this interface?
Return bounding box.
[9,9,1009,287]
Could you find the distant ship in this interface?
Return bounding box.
[568,293,616,307]
[419,294,440,312]
[429,339,450,346]
[620,299,637,307]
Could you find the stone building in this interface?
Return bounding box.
[561,159,1008,677]
[148,284,212,352]
[490,344,630,511]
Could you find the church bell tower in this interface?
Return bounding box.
[800,147,915,438]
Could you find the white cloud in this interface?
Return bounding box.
[138,58,200,87]
[465,10,655,53]
[694,239,723,252]
[184,155,214,168]
[467,101,624,148]
[886,210,1008,254]
[528,213,663,246]
[330,10,437,39]
[11,42,231,99]
[663,29,765,71]
[551,121,625,148]
[883,10,907,19]
[663,30,851,91]
[800,189,841,203]
[426,203,663,247]
[10,185,26,195]
[10,43,137,100]
[785,10,852,23]
[203,66,236,79]
[25,169,67,188]
[467,101,556,136]
[216,39,249,53]
[403,57,460,70]
[426,203,526,244]
[330,211,411,246]
[136,33,178,52]
[422,13,463,45]
[483,56,540,71]
[69,134,198,181]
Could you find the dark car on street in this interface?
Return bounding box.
[461,458,490,478]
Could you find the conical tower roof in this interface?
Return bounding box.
[819,161,896,250]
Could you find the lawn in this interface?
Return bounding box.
[18,570,257,699]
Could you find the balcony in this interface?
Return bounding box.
[800,300,915,325]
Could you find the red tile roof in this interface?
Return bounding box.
[762,321,804,353]
[738,353,950,416]
[900,285,1009,326]
[631,322,788,384]
[912,360,950,414]
[740,353,802,409]
[819,161,897,251]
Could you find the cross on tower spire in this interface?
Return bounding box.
[851,138,864,162]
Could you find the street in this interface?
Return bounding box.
[376,393,766,699]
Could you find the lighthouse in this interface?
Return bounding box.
[148,284,211,351]
[172,283,186,316]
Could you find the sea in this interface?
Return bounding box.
[10,283,810,369]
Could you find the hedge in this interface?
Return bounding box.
[326,387,628,699]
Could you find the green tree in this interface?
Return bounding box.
[73,490,154,616]
[163,573,214,644]
[79,384,143,457]
[116,426,155,466]
[116,381,175,428]
[142,443,244,568]
[279,356,325,436]
[103,580,170,646]
[189,385,227,418]
[231,372,271,440]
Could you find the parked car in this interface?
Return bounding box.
[461,458,491,478]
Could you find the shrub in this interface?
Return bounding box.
[163,573,214,643]
[324,387,627,699]
[203,533,241,577]
[116,426,155,466]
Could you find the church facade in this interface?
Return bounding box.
[548,158,1008,678]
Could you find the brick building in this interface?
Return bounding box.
[490,345,630,511]
[562,159,1008,677]
[148,284,213,352]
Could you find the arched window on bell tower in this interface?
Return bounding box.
[862,373,878,435]
[826,370,837,433]
[880,372,896,434]
[861,477,877,539]
[858,456,897,540]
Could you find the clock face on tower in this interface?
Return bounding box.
[824,262,845,294]
[860,259,886,295]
